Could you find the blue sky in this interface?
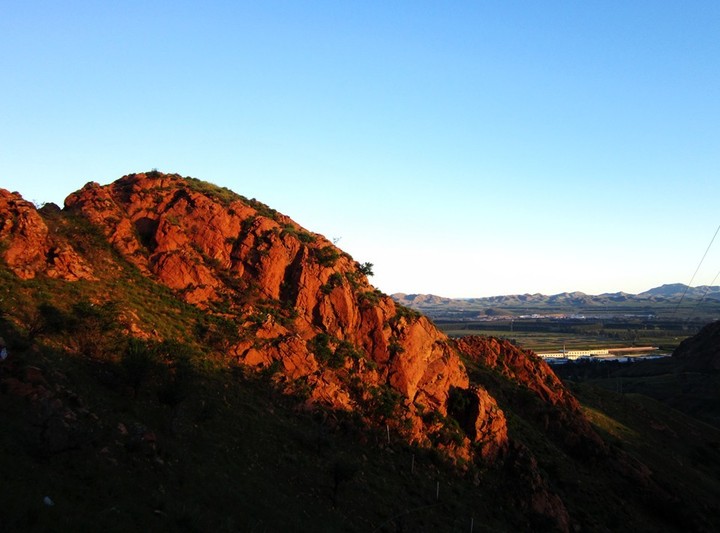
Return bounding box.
[2,1,719,297]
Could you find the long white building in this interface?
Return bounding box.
[536,346,659,361]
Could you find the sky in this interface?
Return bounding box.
[2,1,719,298]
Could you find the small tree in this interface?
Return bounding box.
[68,300,121,360]
[358,262,374,276]
[157,340,196,411]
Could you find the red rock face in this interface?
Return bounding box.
[0,189,94,281]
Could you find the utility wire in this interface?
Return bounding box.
[674,223,720,315]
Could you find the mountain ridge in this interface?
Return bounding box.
[394,283,720,306]
[393,284,720,316]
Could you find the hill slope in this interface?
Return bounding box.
[1,172,719,531]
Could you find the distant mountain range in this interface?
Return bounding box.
[392,284,720,318]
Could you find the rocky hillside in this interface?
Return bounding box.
[0,189,95,281]
[56,173,489,455]
[1,172,718,532]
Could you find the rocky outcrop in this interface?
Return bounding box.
[62,173,500,457]
[456,335,606,458]
[467,386,508,461]
[0,189,95,281]
[456,335,578,409]
[673,319,720,371]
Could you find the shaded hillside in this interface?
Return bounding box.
[673,320,720,371]
[553,320,720,429]
[1,172,719,531]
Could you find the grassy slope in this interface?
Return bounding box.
[572,382,720,532]
[566,357,720,432]
[462,359,720,533]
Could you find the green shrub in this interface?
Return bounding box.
[246,198,278,220]
[389,304,421,326]
[314,246,340,267]
[279,223,314,242]
[186,177,242,206]
[156,343,196,408]
[369,385,402,420]
[68,300,121,360]
[297,231,316,243]
[344,271,361,290]
[309,333,334,365]
[358,290,382,307]
[321,273,344,294]
[335,340,363,362]
[36,303,68,335]
[307,333,352,369]
[194,315,239,351]
[388,340,405,357]
[261,359,283,378]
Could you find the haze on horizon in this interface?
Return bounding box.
[2,2,719,298]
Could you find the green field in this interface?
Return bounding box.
[438,317,699,353]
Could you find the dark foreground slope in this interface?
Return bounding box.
[674,320,720,371]
[1,172,719,531]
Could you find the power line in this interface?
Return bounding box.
[674,223,720,315]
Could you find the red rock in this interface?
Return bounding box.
[456,335,578,409]
[0,189,94,280]
[456,335,606,456]
[470,386,508,461]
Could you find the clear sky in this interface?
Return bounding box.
[2,1,719,297]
